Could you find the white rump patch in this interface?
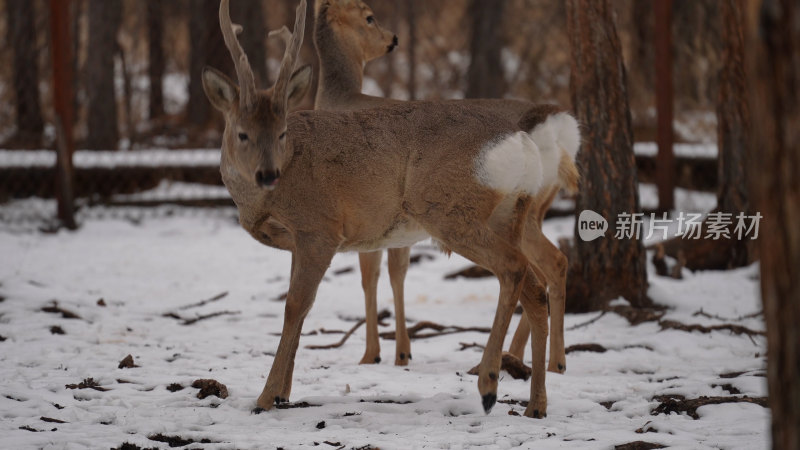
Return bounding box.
[475,131,544,195]
[527,112,581,188]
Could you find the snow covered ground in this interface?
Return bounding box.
[0,209,768,449]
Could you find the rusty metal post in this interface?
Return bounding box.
[654,0,675,212]
[50,0,77,229]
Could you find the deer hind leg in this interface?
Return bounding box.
[523,224,568,374]
[388,247,412,366]
[405,195,536,414]
[358,251,383,364]
[508,314,530,360]
[256,238,336,411]
[516,265,549,418]
[500,195,535,361]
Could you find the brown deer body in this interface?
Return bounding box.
[312,0,577,373]
[204,0,574,418]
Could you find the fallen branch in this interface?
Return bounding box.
[467,352,532,381]
[614,442,666,450]
[651,394,767,419]
[658,320,765,341]
[178,292,228,310]
[458,342,484,351]
[65,378,108,392]
[306,310,391,350]
[380,321,491,340]
[444,265,493,280]
[181,311,239,326]
[567,311,606,330]
[609,305,666,326]
[41,301,82,320]
[566,343,607,354]
[692,308,763,322]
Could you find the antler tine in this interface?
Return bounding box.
[272,0,308,114]
[219,0,257,111]
[268,26,293,49]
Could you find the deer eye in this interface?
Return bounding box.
[279,131,286,140]
[238,132,249,142]
[366,15,375,24]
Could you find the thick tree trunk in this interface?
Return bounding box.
[715,0,751,264]
[7,0,45,142]
[660,0,752,271]
[147,0,165,120]
[465,0,506,99]
[188,0,229,127]
[744,1,800,448]
[565,0,649,312]
[86,0,122,150]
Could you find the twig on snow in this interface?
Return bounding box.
[306,310,391,350]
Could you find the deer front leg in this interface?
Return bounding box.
[388,247,412,366]
[256,240,334,411]
[358,251,383,364]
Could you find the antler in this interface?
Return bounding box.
[219,0,257,111]
[272,0,307,115]
[268,26,292,49]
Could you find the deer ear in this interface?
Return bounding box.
[202,66,238,112]
[287,65,313,109]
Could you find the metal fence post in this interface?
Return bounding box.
[50,0,77,229]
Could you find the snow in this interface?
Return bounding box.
[0,209,768,449]
[634,142,718,159]
[0,149,220,169]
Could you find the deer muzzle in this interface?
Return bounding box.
[388,35,398,53]
[255,168,280,188]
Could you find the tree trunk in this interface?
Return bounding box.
[7,0,45,143]
[188,0,228,127]
[744,1,800,448]
[715,0,751,263]
[406,0,417,100]
[86,0,122,150]
[565,0,649,312]
[465,0,506,99]
[660,0,752,271]
[147,0,165,120]
[232,0,267,87]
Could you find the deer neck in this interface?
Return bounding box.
[314,20,365,108]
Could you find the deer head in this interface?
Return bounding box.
[202,0,311,189]
[314,0,397,63]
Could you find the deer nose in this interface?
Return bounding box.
[255,169,280,188]
[388,35,398,53]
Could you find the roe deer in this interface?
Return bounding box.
[204,0,568,417]
[310,0,580,373]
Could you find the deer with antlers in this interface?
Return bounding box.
[307,0,579,373]
[203,0,577,418]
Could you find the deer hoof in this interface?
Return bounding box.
[482,393,497,414]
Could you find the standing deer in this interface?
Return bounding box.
[204,0,572,418]
[309,0,579,373]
